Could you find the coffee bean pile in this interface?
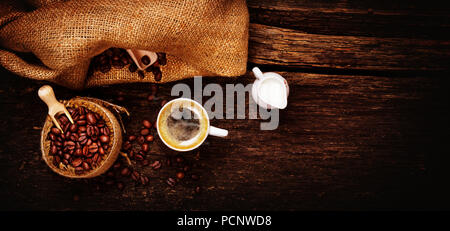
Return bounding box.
[47,107,111,175]
[87,48,167,81]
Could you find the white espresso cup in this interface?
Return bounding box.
[156,98,228,151]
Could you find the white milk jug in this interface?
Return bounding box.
[251,67,289,109]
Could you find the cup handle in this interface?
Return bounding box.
[209,126,228,137]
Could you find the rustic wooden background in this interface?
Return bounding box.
[1,0,449,210]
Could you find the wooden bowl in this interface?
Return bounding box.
[40,97,123,178]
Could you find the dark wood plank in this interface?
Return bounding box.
[0,69,448,210]
[249,23,450,72]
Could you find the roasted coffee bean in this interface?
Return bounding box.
[99,135,110,143]
[135,153,144,161]
[129,63,137,73]
[75,148,83,156]
[88,143,98,153]
[153,68,162,81]
[50,145,58,155]
[79,126,87,132]
[98,146,105,155]
[128,135,137,142]
[69,124,78,132]
[137,136,145,144]
[77,120,87,126]
[86,113,97,125]
[140,175,149,185]
[63,153,71,160]
[82,162,90,170]
[145,135,154,142]
[140,128,150,136]
[131,171,140,181]
[51,127,61,135]
[166,177,176,187]
[141,143,149,152]
[176,171,185,179]
[147,94,154,101]
[49,133,56,141]
[151,160,161,170]
[120,167,131,176]
[141,55,150,65]
[93,153,100,163]
[142,120,152,129]
[142,159,150,166]
[195,186,201,194]
[72,158,83,167]
[157,53,167,65]
[138,70,145,79]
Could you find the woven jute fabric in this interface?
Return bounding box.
[0,0,249,89]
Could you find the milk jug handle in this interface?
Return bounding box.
[252,67,264,80]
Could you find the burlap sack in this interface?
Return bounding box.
[0,0,249,89]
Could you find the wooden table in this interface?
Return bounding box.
[1,0,449,210]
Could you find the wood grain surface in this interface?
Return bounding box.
[0,0,449,210]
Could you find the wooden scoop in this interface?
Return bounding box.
[126,49,158,70]
[38,85,74,133]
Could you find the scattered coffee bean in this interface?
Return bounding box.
[195,186,201,194]
[145,135,154,142]
[131,171,140,182]
[147,94,154,101]
[153,68,162,81]
[142,159,150,166]
[142,143,149,152]
[167,177,176,187]
[128,135,137,142]
[140,128,150,136]
[137,136,145,144]
[176,172,185,179]
[120,167,131,176]
[151,160,161,170]
[140,175,149,185]
[142,120,152,129]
